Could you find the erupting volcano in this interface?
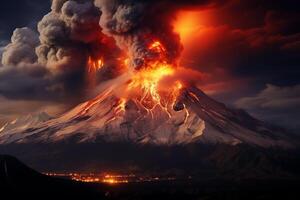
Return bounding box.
[0,0,299,183]
[0,48,294,148]
[0,8,296,148]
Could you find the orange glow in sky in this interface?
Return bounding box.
[173,11,205,43]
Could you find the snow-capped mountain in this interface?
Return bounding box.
[0,112,51,141]
[0,87,295,148]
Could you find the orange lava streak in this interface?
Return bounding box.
[188,92,200,102]
[88,56,104,73]
[128,64,174,104]
[184,104,190,124]
[77,89,112,116]
[149,41,166,53]
[115,98,126,114]
[105,98,127,125]
[119,40,185,113]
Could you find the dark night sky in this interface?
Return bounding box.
[0,0,299,130]
[0,0,50,42]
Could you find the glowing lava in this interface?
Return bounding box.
[125,40,183,110]
[128,64,175,104]
[149,41,166,55]
[87,40,184,114]
[88,56,104,73]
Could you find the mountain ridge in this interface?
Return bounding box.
[0,86,296,148]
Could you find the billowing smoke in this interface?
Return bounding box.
[37,0,103,69]
[94,0,218,70]
[94,0,182,69]
[0,0,122,102]
[2,27,39,66]
[0,0,217,102]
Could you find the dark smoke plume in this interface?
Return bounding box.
[0,0,219,101]
[1,0,122,101]
[94,0,217,69]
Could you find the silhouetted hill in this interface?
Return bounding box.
[0,155,105,199]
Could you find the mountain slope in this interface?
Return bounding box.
[0,112,50,133]
[0,87,295,148]
[0,112,51,143]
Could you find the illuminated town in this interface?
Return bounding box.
[44,172,184,185]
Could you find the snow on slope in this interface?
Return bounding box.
[0,112,51,142]
[0,87,295,148]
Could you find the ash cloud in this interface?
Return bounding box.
[0,0,122,102]
[2,28,39,66]
[0,0,219,103]
[37,0,102,68]
[94,0,217,69]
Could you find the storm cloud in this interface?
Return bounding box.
[236,84,300,131]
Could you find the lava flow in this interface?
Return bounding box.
[124,40,183,111]
[127,64,175,106]
[85,40,185,118]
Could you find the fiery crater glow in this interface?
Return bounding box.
[128,64,175,103]
[86,40,185,112]
[125,41,182,110]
